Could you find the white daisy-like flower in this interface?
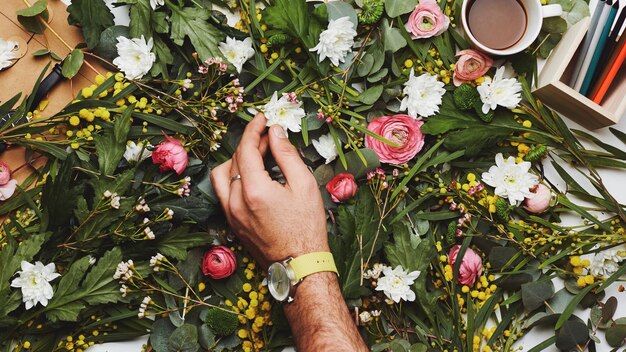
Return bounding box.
[312,134,338,164]
[112,36,156,80]
[263,91,305,133]
[589,249,624,278]
[311,16,357,66]
[0,38,18,70]
[150,0,164,10]
[400,69,446,118]
[477,66,522,114]
[481,153,539,206]
[218,37,255,73]
[375,265,420,303]
[10,261,61,310]
[123,141,152,163]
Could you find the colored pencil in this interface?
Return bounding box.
[580,0,619,95]
[591,31,626,103]
[573,0,613,91]
[595,5,626,79]
[569,0,606,87]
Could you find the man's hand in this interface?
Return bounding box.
[211,113,329,268]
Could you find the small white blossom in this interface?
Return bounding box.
[10,261,61,309]
[103,190,112,198]
[312,134,338,164]
[138,296,152,318]
[124,141,152,163]
[112,36,156,80]
[363,263,389,280]
[218,37,255,73]
[144,227,155,240]
[371,310,381,317]
[150,0,163,10]
[481,153,539,206]
[400,70,446,118]
[0,38,17,70]
[113,260,134,283]
[359,311,373,325]
[477,66,522,114]
[375,265,420,303]
[263,91,305,134]
[110,193,121,209]
[120,284,129,297]
[311,16,357,66]
[87,256,97,265]
[150,253,165,271]
[589,250,624,278]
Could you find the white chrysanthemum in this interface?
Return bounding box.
[219,37,255,73]
[312,134,338,164]
[10,261,61,310]
[481,153,539,206]
[311,16,357,66]
[477,66,522,114]
[124,141,152,163]
[375,265,420,303]
[263,92,305,133]
[589,250,624,278]
[150,0,164,10]
[400,69,446,118]
[0,38,17,70]
[112,36,156,80]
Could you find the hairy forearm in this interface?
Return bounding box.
[283,272,368,352]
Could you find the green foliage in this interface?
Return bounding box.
[94,107,132,175]
[384,0,418,18]
[201,307,238,336]
[16,0,49,34]
[169,4,224,62]
[168,324,201,352]
[67,0,115,49]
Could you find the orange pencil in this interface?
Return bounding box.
[592,33,626,103]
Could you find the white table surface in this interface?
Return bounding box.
[57,0,625,350]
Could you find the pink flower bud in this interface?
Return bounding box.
[365,115,425,165]
[523,184,552,214]
[152,134,189,175]
[448,245,483,286]
[326,173,358,203]
[453,49,493,86]
[405,0,450,39]
[0,161,12,185]
[202,246,237,279]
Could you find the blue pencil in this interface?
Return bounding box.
[569,0,606,87]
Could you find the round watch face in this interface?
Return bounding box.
[267,262,291,302]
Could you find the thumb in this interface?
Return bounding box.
[268,125,311,187]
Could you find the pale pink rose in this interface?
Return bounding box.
[405,0,450,39]
[0,179,17,201]
[365,114,425,165]
[453,49,494,86]
[202,246,237,279]
[326,173,358,203]
[449,245,483,286]
[0,161,12,185]
[152,135,189,175]
[523,184,552,214]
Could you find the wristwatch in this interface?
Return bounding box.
[267,252,338,303]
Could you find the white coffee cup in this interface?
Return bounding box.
[461,0,562,56]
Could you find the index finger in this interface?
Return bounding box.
[236,113,273,184]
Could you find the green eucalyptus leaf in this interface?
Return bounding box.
[383,20,407,52]
[327,1,358,25]
[385,0,418,18]
[61,49,84,79]
[606,324,626,347]
[168,324,200,352]
[555,318,589,351]
[94,26,130,64]
[359,86,384,105]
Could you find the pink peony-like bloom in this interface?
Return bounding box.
[405,0,450,39]
[0,161,12,185]
[152,135,188,175]
[0,179,17,201]
[326,173,358,203]
[365,114,425,165]
[523,183,552,214]
[453,49,493,86]
[202,246,237,279]
[449,245,483,286]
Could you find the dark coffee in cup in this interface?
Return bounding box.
[467,0,528,50]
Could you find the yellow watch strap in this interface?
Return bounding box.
[289,252,338,282]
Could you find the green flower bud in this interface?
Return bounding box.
[358,0,385,25]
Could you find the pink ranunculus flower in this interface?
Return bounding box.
[453,49,494,86]
[365,114,425,165]
[405,0,450,39]
[0,179,18,201]
[326,173,358,203]
[152,134,188,175]
[202,246,237,279]
[0,161,12,185]
[449,245,483,286]
[523,184,552,214]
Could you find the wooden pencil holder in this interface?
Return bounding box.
[533,16,626,130]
